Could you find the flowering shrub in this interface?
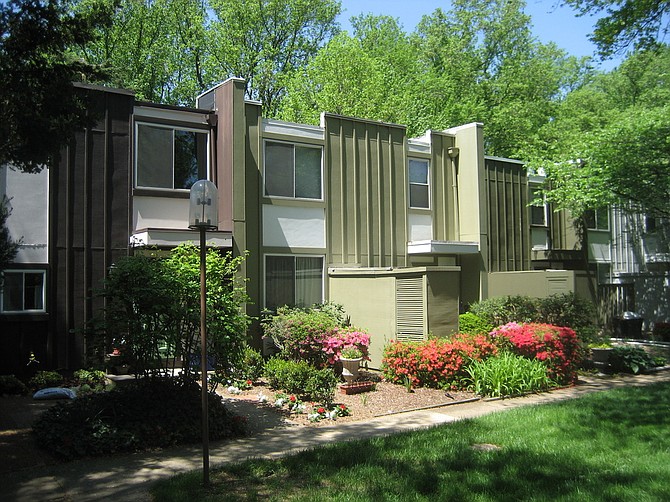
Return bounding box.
[307,403,350,422]
[490,322,583,385]
[322,329,371,363]
[382,334,498,389]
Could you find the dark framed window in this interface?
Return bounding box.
[264,141,322,200]
[409,159,430,209]
[584,207,609,231]
[530,187,548,226]
[1,270,45,313]
[265,255,324,309]
[136,123,208,190]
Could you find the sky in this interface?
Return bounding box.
[338,0,622,71]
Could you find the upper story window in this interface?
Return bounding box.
[1,270,45,313]
[264,141,322,200]
[530,187,548,226]
[136,123,208,190]
[584,207,609,231]
[409,159,430,209]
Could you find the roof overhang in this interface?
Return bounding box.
[407,240,479,255]
[130,228,232,248]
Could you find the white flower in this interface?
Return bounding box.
[227,386,241,395]
[293,403,307,414]
[328,410,338,420]
[257,393,268,403]
[307,413,321,422]
[274,398,286,407]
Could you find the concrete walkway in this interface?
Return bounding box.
[2,370,669,502]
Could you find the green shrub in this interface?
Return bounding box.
[609,346,659,374]
[537,293,598,344]
[262,307,340,367]
[32,377,246,459]
[468,296,540,327]
[29,370,64,390]
[239,346,265,382]
[0,375,28,395]
[263,358,337,403]
[458,312,494,335]
[466,352,553,397]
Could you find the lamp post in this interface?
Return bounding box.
[188,180,218,487]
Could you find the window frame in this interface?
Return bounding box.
[263,254,325,309]
[263,139,323,201]
[408,158,430,210]
[584,207,610,231]
[134,121,209,191]
[0,269,46,313]
[530,186,548,227]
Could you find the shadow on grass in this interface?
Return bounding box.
[153,382,670,501]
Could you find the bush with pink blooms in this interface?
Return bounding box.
[490,322,583,385]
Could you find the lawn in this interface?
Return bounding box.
[152,381,670,501]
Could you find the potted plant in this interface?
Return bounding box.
[339,346,363,383]
[589,341,613,372]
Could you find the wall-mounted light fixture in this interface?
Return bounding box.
[447,146,460,159]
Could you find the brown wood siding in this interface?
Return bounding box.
[51,88,133,369]
[485,159,530,272]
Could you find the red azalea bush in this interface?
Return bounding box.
[382,334,498,389]
[490,322,583,385]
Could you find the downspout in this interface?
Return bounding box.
[448,147,460,240]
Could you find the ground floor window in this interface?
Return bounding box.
[1,270,45,312]
[265,255,323,309]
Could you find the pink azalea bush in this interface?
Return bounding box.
[490,322,583,385]
[322,329,371,363]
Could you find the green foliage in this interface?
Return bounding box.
[0,375,28,395]
[468,295,540,327]
[466,351,553,397]
[234,346,265,383]
[467,293,598,343]
[72,369,108,395]
[0,196,21,274]
[263,358,337,404]
[262,305,341,367]
[29,371,64,390]
[457,312,493,335]
[609,346,660,374]
[33,377,246,459]
[563,0,670,58]
[0,0,113,171]
[90,244,250,382]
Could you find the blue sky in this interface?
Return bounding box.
[338,0,622,71]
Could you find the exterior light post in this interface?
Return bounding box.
[188,180,218,487]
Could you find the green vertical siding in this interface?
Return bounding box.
[485,158,530,272]
[323,114,408,268]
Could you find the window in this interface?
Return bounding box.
[645,216,657,233]
[1,270,45,312]
[264,141,322,199]
[530,187,547,226]
[409,159,429,209]
[584,207,609,231]
[136,123,208,190]
[265,255,323,309]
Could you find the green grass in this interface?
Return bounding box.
[152,382,670,501]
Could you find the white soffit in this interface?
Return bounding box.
[262,118,324,141]
[131,229,232,248]
[407,240,479,255]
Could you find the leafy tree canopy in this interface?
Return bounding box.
[0,0,113,172]
[563,0,670,58]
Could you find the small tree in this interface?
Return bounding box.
[90,244,250,382]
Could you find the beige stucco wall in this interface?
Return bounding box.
[488,270,580,298]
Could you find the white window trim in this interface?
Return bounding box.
[0,269,46,313]
[134,121,210,191]
[263,139,324,201]
[263,253,325,308]
[409,158,430,210]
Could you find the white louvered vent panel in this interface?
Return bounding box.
[395,276,426,342]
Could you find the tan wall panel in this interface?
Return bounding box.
[426,270,460,336]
